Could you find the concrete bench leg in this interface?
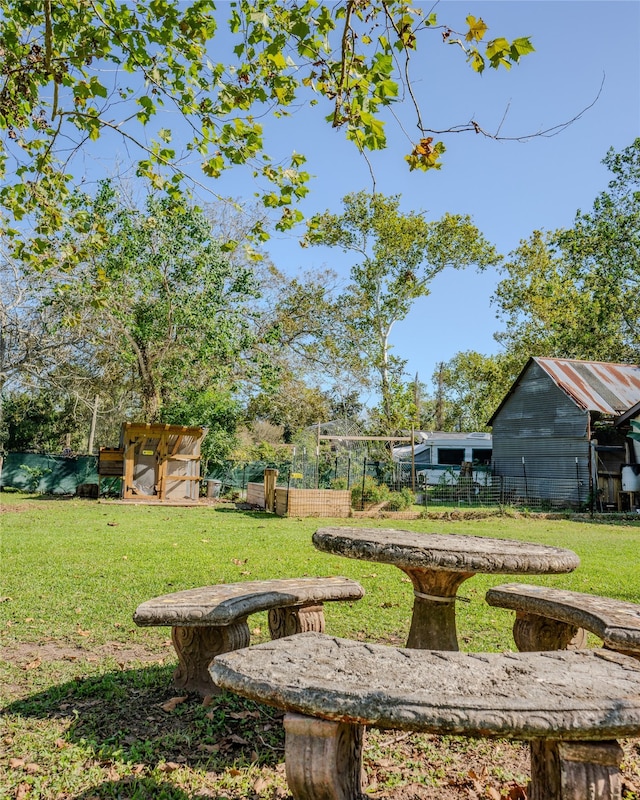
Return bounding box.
[268,603,325,639]
[171,621,250,696]
[530,740,623,800]
[284,713,365,800]
[512,611,587,652]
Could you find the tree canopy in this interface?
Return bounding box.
[493,138,640,366]
[435,138,640,426]
[306,191,499,432]
[0,0,533,266]
[48,181,264,421]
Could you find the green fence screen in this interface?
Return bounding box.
[0,453,99,494]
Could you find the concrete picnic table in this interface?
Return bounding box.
[312,527,580,650]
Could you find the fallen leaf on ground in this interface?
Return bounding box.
[505,784,528,799]
[202,694,217,707]
[157,762,180,773]
[229,710,256,720]
[9,758,25,769]
[15,783,30,799]
[485,788,501,800]
[161,695,188,712]
[253,777,270,793]
[198,743,220,753]
[23,658,41,671]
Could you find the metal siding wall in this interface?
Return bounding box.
[492,362,590,485]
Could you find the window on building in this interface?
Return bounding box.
[472,449,492,465]
[437,448,465,466]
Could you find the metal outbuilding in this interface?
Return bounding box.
[488,358,640,510]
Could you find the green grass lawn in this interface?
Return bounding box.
[2,493,640,799]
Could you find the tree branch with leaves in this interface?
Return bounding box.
[1,0,534,267]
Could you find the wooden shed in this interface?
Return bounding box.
[488,358,640,510]
[99,423,206,503]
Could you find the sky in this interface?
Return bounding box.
[201,0,640,402]
[37,0,640,406]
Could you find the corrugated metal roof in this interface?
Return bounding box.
[615,400,640,427]
[535,357,640,415]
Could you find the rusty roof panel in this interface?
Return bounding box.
[535,358,640,415]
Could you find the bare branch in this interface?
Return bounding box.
[418,74,606,143]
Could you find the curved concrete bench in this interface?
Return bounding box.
[134,576,364,695]
[211,632,640,800]
[486,583,640,656]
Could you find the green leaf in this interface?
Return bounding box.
[485,37,510,62]
[511,37,535,58]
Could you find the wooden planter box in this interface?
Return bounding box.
[246,482,266,508]
[275,488,352,518]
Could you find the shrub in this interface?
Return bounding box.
[386,488,415,511]
[351,476,390,508]
[19,464,52,493]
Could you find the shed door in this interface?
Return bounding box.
[124,436,161,498]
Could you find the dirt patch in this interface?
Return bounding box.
[2,639,165,667]
[0,503,33,513]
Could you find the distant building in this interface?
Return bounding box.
[393,431,492,486]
